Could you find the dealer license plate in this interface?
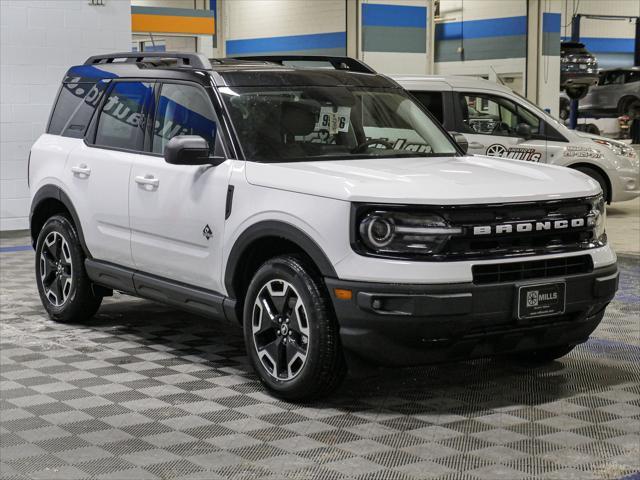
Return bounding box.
[518,282,566,320]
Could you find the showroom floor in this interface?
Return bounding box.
[1,224,639,480]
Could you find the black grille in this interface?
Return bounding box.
[439,197,598,260]
[472,255,593,285]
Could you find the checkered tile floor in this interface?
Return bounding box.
[1,240,638,480]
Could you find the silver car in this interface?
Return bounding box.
[579,68,640,117]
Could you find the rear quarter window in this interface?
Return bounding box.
[48,81,108,138]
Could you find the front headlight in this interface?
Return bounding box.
[358,211,462,256]
[588,195,607,243]
[592,138,636,159]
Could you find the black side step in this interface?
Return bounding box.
[85,259,233,321]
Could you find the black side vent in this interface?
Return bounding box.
[472,255,593,285]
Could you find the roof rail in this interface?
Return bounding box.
[84,52,211,70]
[228,55,377,74]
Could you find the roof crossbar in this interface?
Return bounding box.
[228,55,377,74]
[84,52,211,70]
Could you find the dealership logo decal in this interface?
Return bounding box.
[473,218,586,236]
[527,290,558,307]
[485,144,542,162]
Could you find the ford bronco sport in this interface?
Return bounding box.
[29,53,618,400]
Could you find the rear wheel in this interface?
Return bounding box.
[243,255,346,401]
[35,215,102,323]
[573,165,609,203]
[510,344,576,365]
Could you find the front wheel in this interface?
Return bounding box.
[35,215,102,323]
[573,166,609,203]
[243,255,346,401]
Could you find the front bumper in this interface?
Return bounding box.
[326,263,618,367]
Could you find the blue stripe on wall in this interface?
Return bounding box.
[226,31,346,55]
[362,4,427,28]
[562,36,634,53]
[435,16,527,41]
[542,12,561,33]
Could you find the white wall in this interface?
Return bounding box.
[434,0,528,79]
[0,0,131,231]
[360,0,432,75]
[223,0,345,43]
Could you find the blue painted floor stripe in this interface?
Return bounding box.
[0,245,32,253]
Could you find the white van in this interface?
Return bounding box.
[394,75,639,203]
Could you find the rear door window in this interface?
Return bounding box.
[48,81,108,138]
[94,81,154,151]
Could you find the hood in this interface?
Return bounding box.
[245,155,600,204]
[574,131,625,145]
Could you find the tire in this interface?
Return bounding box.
[566,86,589,100]
[573,165,609,203]
[243,254,346,401]
[618,97,640,117]
[510,344,576,365]
[35,215,102,323]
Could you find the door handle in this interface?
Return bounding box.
[71,164,91,176]
[469,142,485,149]
[135,174,159,188]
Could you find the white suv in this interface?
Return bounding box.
[29,53,619,400]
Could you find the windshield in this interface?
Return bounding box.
[219,86,458,162]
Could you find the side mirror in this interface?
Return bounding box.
[515,123,532,140]
[450,131,469,154]
[164,135,225,166]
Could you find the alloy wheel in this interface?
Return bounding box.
[39,231,73,307]
[251,279,310,381]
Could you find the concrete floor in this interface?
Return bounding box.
[607,198,640,256]
[1,239,639,480]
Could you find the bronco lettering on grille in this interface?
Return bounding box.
[473,218,586,236]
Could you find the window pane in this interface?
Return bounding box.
[221,86,457,162]
[94,82,153,151]
[411,91,444,124]
[48,82,107,137]
[462,94,540,136]
[153,83,217,155]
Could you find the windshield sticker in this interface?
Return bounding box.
[485,144,542,162]
[317,106,350,135]
[561,145,604,160]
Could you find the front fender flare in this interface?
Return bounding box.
[224,220,337,299]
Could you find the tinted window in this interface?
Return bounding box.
[152,83,219,155]
[410,91,444,124]
[624,71,640,83]
[221,86,457,162]
[94,82,153,151]
[459,94,540,137]
[48,81,108,137]
[602,72,624,85]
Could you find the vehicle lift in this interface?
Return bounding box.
[567,14,640,130]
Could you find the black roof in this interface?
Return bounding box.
[65,52,399,89]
